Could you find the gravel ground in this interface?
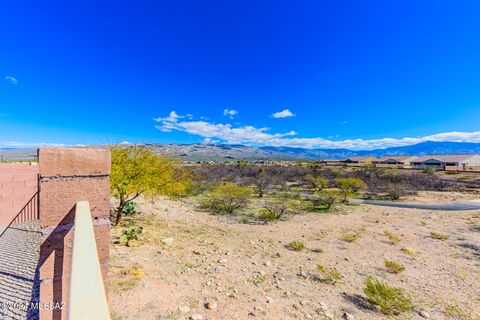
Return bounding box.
[109,192,480,320]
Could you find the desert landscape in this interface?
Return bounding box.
[107,162,480,320]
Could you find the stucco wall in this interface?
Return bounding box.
[38,148,111,320]
[0,163,39,224]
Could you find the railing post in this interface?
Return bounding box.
[69,201,110,320]
[38,148,111,320]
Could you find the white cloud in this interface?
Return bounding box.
[0,141,66,148]
[223,109,239,119]
[341,120,348,125]
[153,111,480,150]
[153,111,184,132]
[4,76,18,85]
[271,109,295,118]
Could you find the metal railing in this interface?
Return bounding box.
[0,192,39,238]
[69,201,110,320]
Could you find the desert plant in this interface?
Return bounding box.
[287,240,305,251]
[423,166,437,175]
[258,200,293,222]
[384,230,401,244]
[313,190,338,210]
[364,277,413,315]
[342,230,360,243]
[123,201,138,216]
[335,177,366,202]
[239,216,250,224]
[384,259,405,274]
[110,145,189,225]
[119,226,143,247]
[316,264,342,284]
[199,183,251,214]
[253,171,274,197]
[401,247,416,256]
[305,174,329,190]
[444,303,472,320]
[430,231,449,241]
[313,230,328,240]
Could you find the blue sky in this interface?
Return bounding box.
[1,1,480,150]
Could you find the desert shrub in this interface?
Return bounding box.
[113,266,144,291]
[384,259,405,274]
[286,240,305,251]
[430,231,449,241]
[423,167,437,175]
[335,177,366,202]
[199,183,251,214]
[305,174,329,190]
[123,201,138,216]
[258,200,293,222]
[444,303,472,320]
[183,181,210,196]
[364,277,413,315]
[384,230,401,244]
[445,171,460,175]
[342,230,360,243]
[253,170,275,197]
[316,264,342,284]
[313,230,328,240]
[312,190,338,210]
[119,226,143,247]
[384,183,408,200]
[401,247,416,256]
[252,275,267,286]
[239,216,250,224]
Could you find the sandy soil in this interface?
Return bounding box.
[403,191,480,204]
[109,193,480,320]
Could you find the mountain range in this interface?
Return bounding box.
[152,141,480,161]
[2,141,480,161]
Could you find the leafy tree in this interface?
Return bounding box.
[110,145,188,225]
[200,183,251,214]
[335,177,366,202]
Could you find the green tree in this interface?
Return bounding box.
[110,145,188,225]
[335,177,366,202]
[200,183,251,214]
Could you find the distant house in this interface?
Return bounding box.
[372,156,418,167]
[341,156,378,165]
[410,154,480,170]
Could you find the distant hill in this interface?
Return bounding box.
[261,141,480,160]
[0,148,37,161]
[2,141,480,162]
[150,141,480,161]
